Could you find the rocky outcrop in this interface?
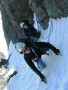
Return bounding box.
[0,52,6,59]
[0,54,14,90]
[0,67,9,90]
[0,0,68,45]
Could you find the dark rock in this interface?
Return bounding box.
[43,0,68,18]
[0,54,11,68]
[0,59,8,67]
[0,52,6,59]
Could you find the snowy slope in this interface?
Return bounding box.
[0,12,8,59]
[4,17,68,90]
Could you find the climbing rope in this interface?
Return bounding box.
[48,0,54,42]
[48,19,53,42]
[36,0,54,42]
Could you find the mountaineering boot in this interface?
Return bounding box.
[54,49,60,55]
[40,75,47,83]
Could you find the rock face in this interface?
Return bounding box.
[0,0,68,45]
[0,52,6,59]
[0,67,9,90]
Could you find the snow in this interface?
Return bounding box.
[3,16,68,90]
[4,67,15,78]
[0,12,8,59]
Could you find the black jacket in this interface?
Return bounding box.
[23,24,38,38]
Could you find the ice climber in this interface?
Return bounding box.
[15,38,60,83]
[20,20,41,40]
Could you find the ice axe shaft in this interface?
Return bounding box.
[59,53,62,56]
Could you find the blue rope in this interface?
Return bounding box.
[48,0,54,42]
[36,0,54,42]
